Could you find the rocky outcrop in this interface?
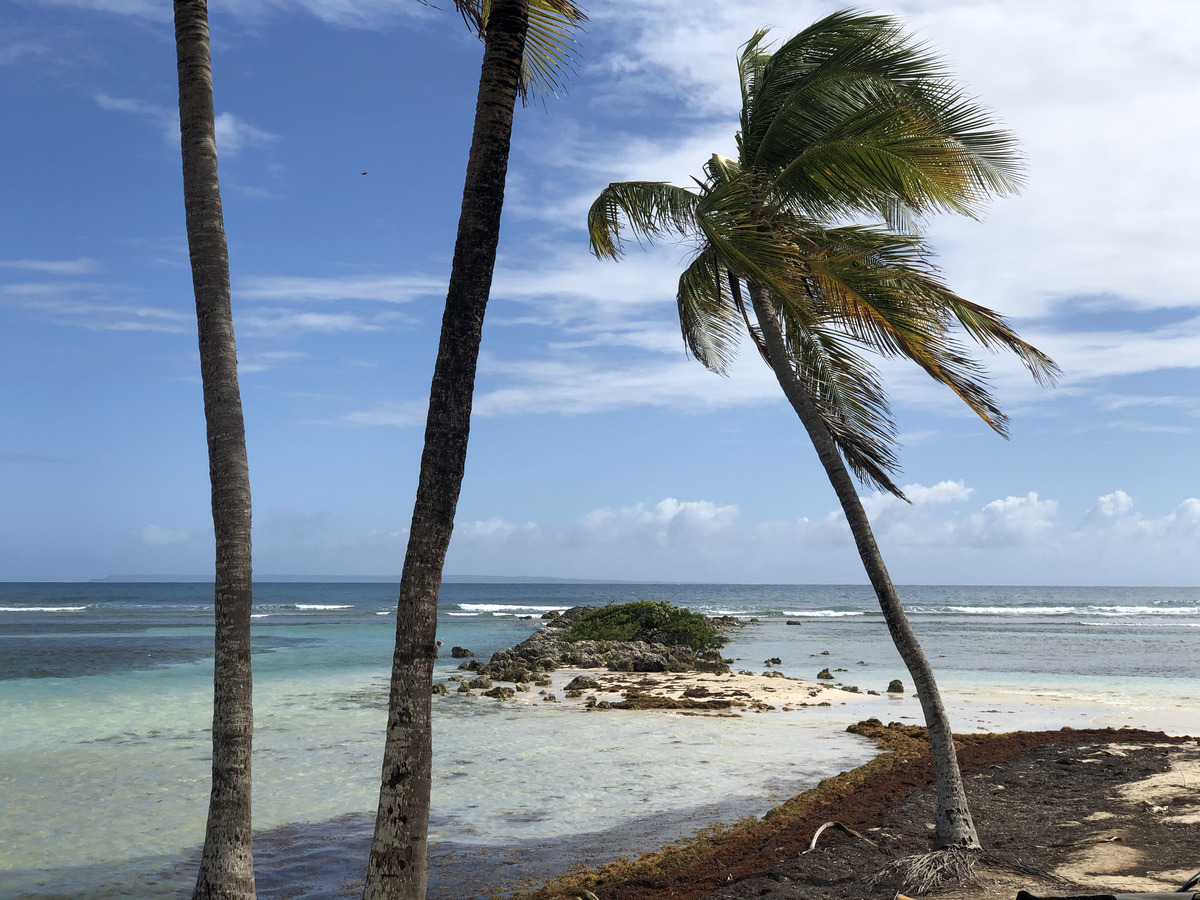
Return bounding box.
[564,674,601,691]
[887,679,905,693]
[817,668,834,680]
[457,605,733,684]
[450,646,475,658]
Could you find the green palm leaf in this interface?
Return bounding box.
[455,0,587,102]
[587,181,702,258]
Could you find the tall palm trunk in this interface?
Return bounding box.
[748,283,979,850]
[363,2,529,898]
[174,2,257,896]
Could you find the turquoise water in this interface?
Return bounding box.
[2,582,1198,898]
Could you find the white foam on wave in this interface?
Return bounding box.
[293,604,354,610]
[447,612,479,617]
[456,603,569,613]
[0,606,88,612]
[376,610,393,616]
[1086,605,1199,616]
[781,610,865,618]
[909,604,1200,617]
[1081,620,1200,628]
[251,614,271,619]
[909,605,1076,616]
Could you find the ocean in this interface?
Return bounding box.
[2,582,1198,899]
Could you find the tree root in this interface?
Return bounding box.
[871,848,979,895]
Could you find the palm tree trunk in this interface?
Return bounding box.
[362,2,529,898]
[174,2,257,897]
[747,283,980,850]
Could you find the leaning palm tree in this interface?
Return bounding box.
[589,11,1058,851]
[174,1,256,897]
[363,1,584,898]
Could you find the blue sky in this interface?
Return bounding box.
[3,0,1199,584]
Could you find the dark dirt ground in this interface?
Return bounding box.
[517,725,1200,900]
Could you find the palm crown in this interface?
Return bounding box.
[588,10,1058,497]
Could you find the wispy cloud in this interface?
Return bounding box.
[1,285,192,333]
[237,273,444,303]
[0,37,50,67]
[340,400,428,427]
[32,0,434,28]
[139,524,189,546]
[238,350,309,374]
[213,112,279,155]
[0,452,69,463]
[94,93,278,156]
[240,309,396,338]
[0,257,99,275]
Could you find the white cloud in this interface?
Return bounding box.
[571,498,739,547]
[240,309,391,338]
[960,493,1059,548]
[341,400,429,427]
[238,274,444,303]
[904,480,974,507]
[0,285,193,333]
[94,94,277,156]
[139,524,189,546]
[472,355,777,417]
[1090,490,1135,518]
[238,350,309,374]
[0,257,99,274]
[28,0,433,28]
[213,112,279,155]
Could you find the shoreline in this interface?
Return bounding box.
[160,721,1200,900]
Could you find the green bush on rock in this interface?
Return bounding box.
[557,601,724,651]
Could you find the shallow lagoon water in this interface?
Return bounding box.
[2,582,1198,898]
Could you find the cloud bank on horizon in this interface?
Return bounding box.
[1,0,1198,584]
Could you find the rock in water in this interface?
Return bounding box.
[451,646,475,658]
[817,668,834,680]
[887,679,904,693]
[565,674,601,691]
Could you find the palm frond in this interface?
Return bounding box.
[939,295,1060,387]
[795,226,1014,434]
[587,181,701,259]
[457,0,587,103]
[738,8,1021,223]
[769,289,906,496]
[736,29,774,160]
[676,247,744,374]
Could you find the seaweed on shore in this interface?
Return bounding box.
[501,722,1191,900]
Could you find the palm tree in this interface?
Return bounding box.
[363,2,584,898]
[173,1,256,897]
[588,11,1058,851]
